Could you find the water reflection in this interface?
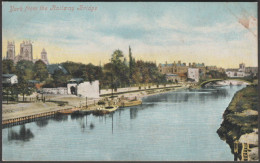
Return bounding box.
[211,88,229,98]
[130,107,138,119]
[71,113,85,120]
[3,86,244,161]
[8,125,34,141]
[35,119,49,128]
[52,114,68,122]
[143,88,230,104]
[89,123,95,130]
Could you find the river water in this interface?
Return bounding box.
[2,85,245,161]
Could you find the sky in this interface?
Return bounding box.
[2,2,258,68]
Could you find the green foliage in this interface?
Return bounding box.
[2,59,16,74]
[111,49,124,64]
[2,84,19,101]
[61,61,102,82]
[52,69,71,87]
[206,70,227,79]
[17,80,35,101]
[3,49,166,91]
[101,49,166,88]
[217,85,259,146]
[129,46,134,80]
[33,60,48,81]
[15,60,34,81]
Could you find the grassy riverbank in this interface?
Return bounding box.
[217,85,258,161]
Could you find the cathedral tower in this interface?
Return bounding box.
[41,48,49,65]
[20,40,33,61]
[6,41,15,60]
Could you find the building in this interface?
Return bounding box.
[40,48,49,65]
[245,67,258,77]
[226,69,245,78]
[226,63,258,78]
[165,74,180,82]
[239,63,245,71]
[47,64,68,75]
[158,61,206,81]
[6,41,15,60]
[158,61,188,74]
[5,40,49,65]
[177,73,187,82]
[206,66,218,71]
[67,79,100,98]
[188,68,199,82]
[19,41,33,62]
[2,74,18,85]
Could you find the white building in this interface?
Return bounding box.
[188,68,199,82]
[226,69,246,78]
[225,63,258,78]
[67,79,99,98]
[226,71,236,78]
[2,74,18,85]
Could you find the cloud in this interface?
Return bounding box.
[2,2,257,68]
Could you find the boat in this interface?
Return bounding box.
[119,99,142,107]
[92,105,118,115]
[58,108,79,114]
[102,105,119,112]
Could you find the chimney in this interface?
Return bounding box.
[178,60,181,64]
[183,63,186,66]
[189,63,191,67]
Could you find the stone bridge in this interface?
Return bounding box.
[199,78,252,88]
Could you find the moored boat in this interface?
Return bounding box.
[92,105,118,115]
[119,99,142,107]
[102,105,119,112]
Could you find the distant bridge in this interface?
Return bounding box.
[199,78,252,87]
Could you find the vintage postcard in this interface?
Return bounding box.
[2,1,258,161]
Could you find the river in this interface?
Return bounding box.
[2,85,245,161]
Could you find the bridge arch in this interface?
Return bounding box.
[200,78,252,87]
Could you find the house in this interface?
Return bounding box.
[2,74,18,85]
[158,61,188,74]
[67,79,99,98]
[226,63,258,78]
[245,67,258,77]
[47,64,68,75]
[177,73,187,82]
[188,68,199,82]
[68,78,84,84]
[166,74,180,82]
[28,80,40,88]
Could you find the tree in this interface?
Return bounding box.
[17,80,34,101]
[132,67,142,84]
[2,59,16,74]
[33,60,48,81]
[85,63,96,82]
[52,69,71,87]
[111,49,124,64]
[129,46,135,84]
[15,60,34,81]
[2,84,18,103]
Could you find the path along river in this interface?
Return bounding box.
[2,85,245,161]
